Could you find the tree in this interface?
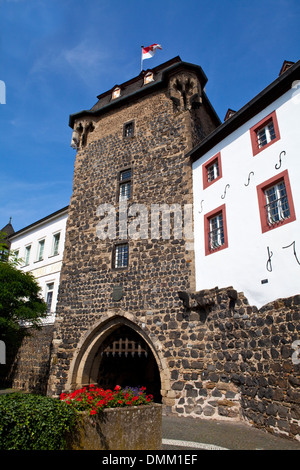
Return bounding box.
[0,260,48,341]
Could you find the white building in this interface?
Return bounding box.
[8,206,68,324]
[190,60,300,308]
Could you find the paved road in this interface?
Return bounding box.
[162,415,300,450]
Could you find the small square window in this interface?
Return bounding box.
[112,87,121,100]
[144,71,154,85]
[257,170,296,233]
[203,152,222,189]
[113,243,129,269]
[250,111,280,156]
[204,204,228,255]
[118,168,132,201]
[123,121,134,138]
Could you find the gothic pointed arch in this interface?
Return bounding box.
[65,312,171,404]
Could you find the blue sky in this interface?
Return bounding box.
[0,0,299,232]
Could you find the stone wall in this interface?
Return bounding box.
[170,288,300,441]
[2,325,54,395]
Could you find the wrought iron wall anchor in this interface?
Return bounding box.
[275,150,286,170]
[266,246,273,272]
[244,171,254,186]
[282,241,300,265]
[221,184,230,199]
[198,200,204,213]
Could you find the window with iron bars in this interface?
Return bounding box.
[114,243,129,269]
[123,121,134,138]
[264,180,290,226]
[119,168,131,201]
[208,212,225,250]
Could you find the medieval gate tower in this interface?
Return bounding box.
[47,57,220,409]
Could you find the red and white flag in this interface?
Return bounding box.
[142,43,162,60]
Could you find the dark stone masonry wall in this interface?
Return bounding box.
[170,288,300,440]
[1,325,54,395]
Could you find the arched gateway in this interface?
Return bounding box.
[65,313,171,403]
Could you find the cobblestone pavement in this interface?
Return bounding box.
[162,415,300,450]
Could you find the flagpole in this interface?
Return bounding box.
[141,45,144,72]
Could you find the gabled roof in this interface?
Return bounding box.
[188,59,300,162]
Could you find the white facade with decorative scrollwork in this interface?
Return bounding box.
[192,68,300,308]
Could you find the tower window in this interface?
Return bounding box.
[118,168,132,201]
[113,243,129,269]
[123,121,134,138]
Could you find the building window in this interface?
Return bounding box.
[250,111,280,156]
[24,245,31,265]
[37,239,45,261]
[46,282,54,313]
[113,243,129,269]
[144,71,154,85]
[51,233,60,256]
[123,121,134,138]
[112,87,121,100]
[203,152,222,189]
[204,204,228,255]
[257,170,296,233]
[118,168,132,201]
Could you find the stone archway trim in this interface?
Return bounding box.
[65,310,173,403]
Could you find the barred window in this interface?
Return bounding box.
[123,121,134,138]
[264,180,290,226]
[114,243,129,269]
[257,170,296,233]
[204,204,228,256]
[119,168,131,201]
[208,212,224,250]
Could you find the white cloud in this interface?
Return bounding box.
[30,39,111,87]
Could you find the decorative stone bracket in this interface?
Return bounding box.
[168,72,202,112]
[71,121,95,150]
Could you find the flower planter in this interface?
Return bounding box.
[66,403,162,450]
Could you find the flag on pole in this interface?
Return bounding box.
[142,43,162,60]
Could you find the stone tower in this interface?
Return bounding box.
[47,57,220,410]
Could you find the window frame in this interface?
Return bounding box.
[117,167,132,202]
[123,121,135,138]
[45,282,54,314]
[256,170,296,233]
[24,244,31,266]
[36,238,45,262]
[204,204,228,256]
[51,232,61,257]
[250,110,280,156]
[112,242,129,270]
[202,152,222,189]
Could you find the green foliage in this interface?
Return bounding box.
[0,261,47,341]
[0,393,78,450]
